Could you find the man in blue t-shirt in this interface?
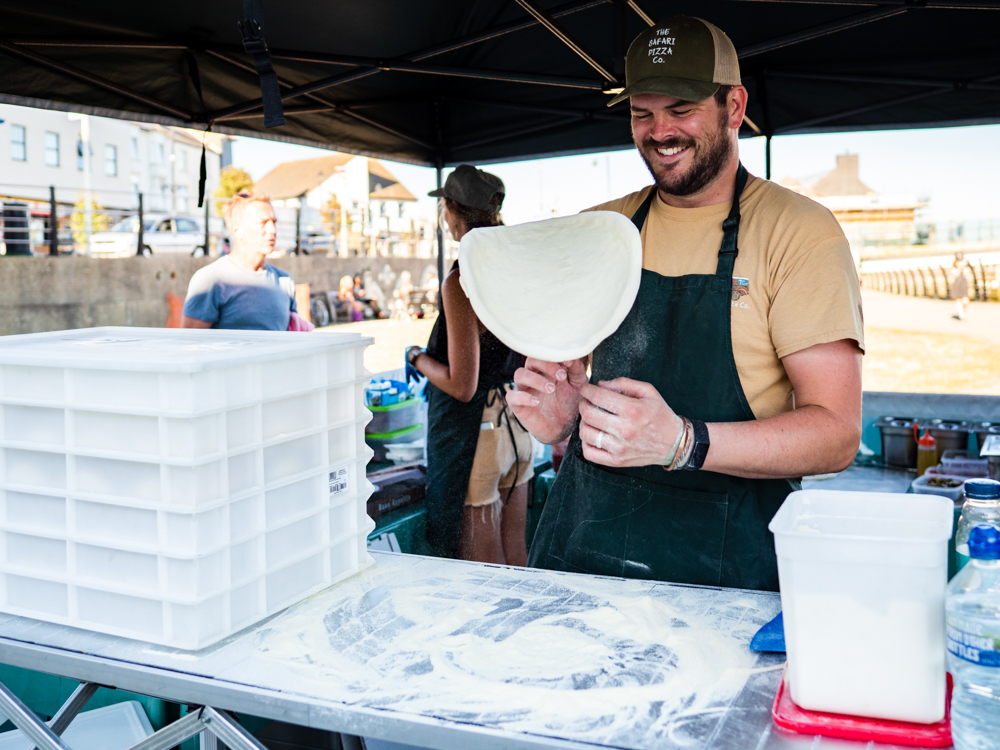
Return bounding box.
[182,191,297,330]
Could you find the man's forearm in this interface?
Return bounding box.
[703,404,860,479]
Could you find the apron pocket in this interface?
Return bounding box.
[564,461,730,585]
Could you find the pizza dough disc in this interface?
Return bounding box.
[458,211,642,362]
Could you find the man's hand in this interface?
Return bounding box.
[578,378,683,467]
[506,358,588,444]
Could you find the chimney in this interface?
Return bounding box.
[836,153,859,179]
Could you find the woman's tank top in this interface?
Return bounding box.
[425,261,521,389]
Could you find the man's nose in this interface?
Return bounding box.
[649,114,679,141]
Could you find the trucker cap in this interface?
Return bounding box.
[428,164,505,212]
[607,16,741,107]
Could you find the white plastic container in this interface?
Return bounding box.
[0,328,375,649]
[769,489,954,724]
[911,472,967,501]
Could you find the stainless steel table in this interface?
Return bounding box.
[0,550,942,750]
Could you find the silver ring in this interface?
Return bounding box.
[595,430,604,450]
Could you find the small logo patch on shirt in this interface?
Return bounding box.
[732,277,750,304]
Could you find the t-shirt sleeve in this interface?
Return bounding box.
[275,269,297,313]
[182,267,220,323]
[769,234,865,359]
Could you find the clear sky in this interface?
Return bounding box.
[232,123,1000,228]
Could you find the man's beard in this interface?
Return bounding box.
[636,114,734,197]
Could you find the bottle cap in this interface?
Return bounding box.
[968,524,1000,560]
[964,478,1000,500]
[915,425,935,446]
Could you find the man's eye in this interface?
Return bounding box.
[631,112,651,119]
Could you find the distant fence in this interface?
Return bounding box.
[860,260,999,301]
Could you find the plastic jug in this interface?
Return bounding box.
[915,425,937,477]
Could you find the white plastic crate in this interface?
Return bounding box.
[0,328,375,649]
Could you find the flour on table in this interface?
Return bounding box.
[252,567,758,749]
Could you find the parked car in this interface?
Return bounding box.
[91,214,209,258]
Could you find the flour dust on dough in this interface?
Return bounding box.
[458,211,642,362]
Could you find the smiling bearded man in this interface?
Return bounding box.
[506,16,866,591]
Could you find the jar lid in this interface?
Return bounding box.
[964,478,1000,499]
[969,524,1000,560]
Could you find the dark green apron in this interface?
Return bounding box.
[527,164,798,591]
[424,382,490,557]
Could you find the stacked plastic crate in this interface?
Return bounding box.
[0,327,374,649]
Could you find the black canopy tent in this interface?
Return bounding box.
[3,0,999,274]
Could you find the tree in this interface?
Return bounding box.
[320,194,342,233]
[213,166,254,216]
[70,193,111,247]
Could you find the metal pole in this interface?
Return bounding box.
[48,185,58,256]
[765,134,772,181]
[0,681,72,750]
[81,114,93,256]
[295,193,303,254]
[137,192,145,255]
[435,163,444,293]
[204,191,210,256]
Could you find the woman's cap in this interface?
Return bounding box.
[428,164,505,211]
[607,16,740,107]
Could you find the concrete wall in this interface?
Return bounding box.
[0,255,437,335]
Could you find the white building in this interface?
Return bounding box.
[254,154,437,258]
[0,102,226,214]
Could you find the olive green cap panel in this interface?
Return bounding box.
[608,16,741,107]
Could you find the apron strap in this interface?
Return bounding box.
[629,187,657,232]
[716,163,749,280]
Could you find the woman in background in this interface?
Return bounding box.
[406,165,533,565]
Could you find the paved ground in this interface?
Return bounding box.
[862,289,1000,345]
[318,316,436,375]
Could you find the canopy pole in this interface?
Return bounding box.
[765,134,772,180]
[435,102,446,299]
[435,162,444,296]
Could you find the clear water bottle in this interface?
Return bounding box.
[946,524,1000,750]
[956,479,1000,571]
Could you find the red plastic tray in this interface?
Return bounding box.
[772,669,953,748]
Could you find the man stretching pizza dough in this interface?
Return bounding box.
[507,16,865,591]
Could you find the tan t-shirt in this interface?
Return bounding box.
[587,176,864,420]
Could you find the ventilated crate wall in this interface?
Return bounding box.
[0,330,374,649]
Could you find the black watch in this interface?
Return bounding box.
[681,419,710,471]
[407,346,424,366]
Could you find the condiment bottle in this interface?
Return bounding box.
[915,425,937,477]
[956,478,1000,572]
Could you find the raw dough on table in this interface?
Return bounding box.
[458,211,642,362]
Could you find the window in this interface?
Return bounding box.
[11,125,26,161]
[175,218,199,233]
[105,144,117,176]
[178,150,187,171]
[77,141,84,171]
[44,132,59,166]
[157,143,165,163]
[130,136,138,160]
[176,185,188,212]
[156,219,172,232]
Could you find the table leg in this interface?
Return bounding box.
[127,707,265,750]
[0,680,71,750]
[38,681,99,743]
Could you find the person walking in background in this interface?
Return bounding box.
[182,191,298,330]
[406,165,533,566]
[950,255,970,321]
